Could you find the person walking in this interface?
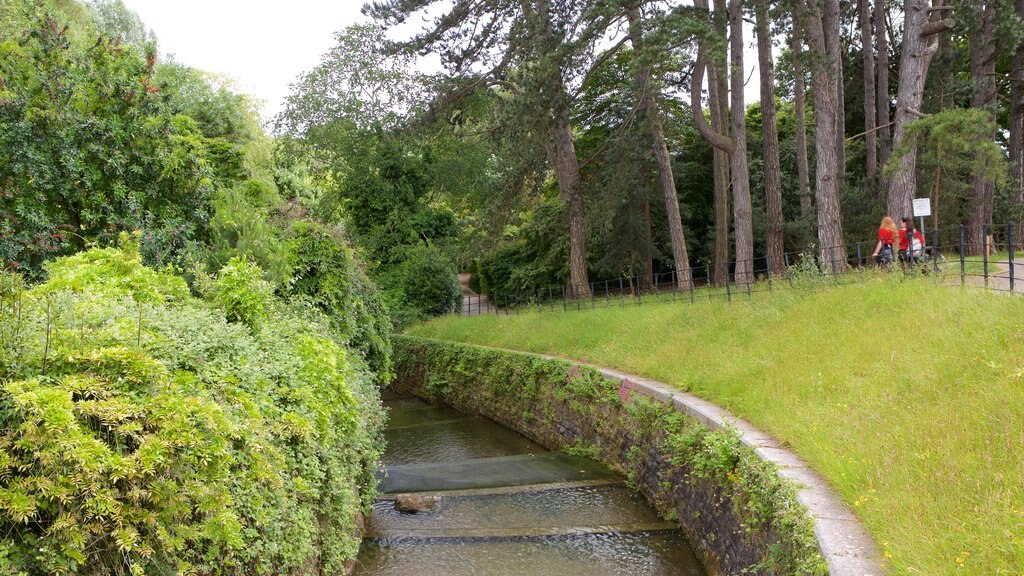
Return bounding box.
[872,216,897,265]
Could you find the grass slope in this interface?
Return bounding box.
[409,276,1024,575]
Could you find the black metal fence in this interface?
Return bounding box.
[457,223,1023,316]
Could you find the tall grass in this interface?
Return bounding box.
[409,276,1024,575]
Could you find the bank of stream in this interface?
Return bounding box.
[354,393,706,575]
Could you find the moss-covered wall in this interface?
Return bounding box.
[392,335,827,576]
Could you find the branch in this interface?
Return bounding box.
[846,119,897,142]
[690,53,735,154]
[920,18,954,37]
[570,35,630,101]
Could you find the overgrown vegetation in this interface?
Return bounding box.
[411,276,1024,575]
[0,237,386,575]
[393,336,827,575]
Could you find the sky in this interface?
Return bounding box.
[120,1,369,122]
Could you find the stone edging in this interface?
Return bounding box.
[490,346,885,576]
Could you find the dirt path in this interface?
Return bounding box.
[459,273,495,315]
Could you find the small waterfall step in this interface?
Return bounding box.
[368,484,677,539]
[383,419,546,466]
[385,405,473,430]
[380,453,619,494]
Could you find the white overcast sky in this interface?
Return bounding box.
[120,1,370,122]
[119,1,760,125]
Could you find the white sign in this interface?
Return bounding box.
[913,198,931,217]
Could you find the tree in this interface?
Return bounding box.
[885,0,953,220]
[365,0,608,297]
[789,28,814,223]
[965,3,997,250]
[800,0,847,266]
[0,14,215,276]
[859,0,878,182]
[755,0,785,275]
[624,2,692,289]
[876,0,892,170]
[691,0,754,284]
[86,0,152,45]
[1011,0,1024,203]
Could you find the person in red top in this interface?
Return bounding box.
[872,216,897,264]
[898,216,925,264]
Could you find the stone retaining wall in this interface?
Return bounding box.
[391,336,882,576]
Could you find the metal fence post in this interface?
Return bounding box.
[765,256,773,291]
[1009,223,1016,293]
[725,262,732,303]
[856,242,862,274]
[689,267,696,303]
[830,246,838,283]
[672,271,678,301]
[619,277,624,307]
[784,252,793,288]
[745,259,752,299]
[983,224,990,289]
[562,286,567,311]
[959,224,966,288]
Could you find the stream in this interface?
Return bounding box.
[352,394,707,575]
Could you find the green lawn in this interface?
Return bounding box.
[408,276,1024,575]
[957,250,1014,276]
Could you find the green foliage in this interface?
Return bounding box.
[0,243,385,575]
[212,257,274,328]
[477,197,569,296]
[289,220,393,383]
[0,14,219,276]
[206,184,292,287]
[42,232,189,304]
[886,108,1008,189]
[389,244,461,321]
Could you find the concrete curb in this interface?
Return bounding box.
[472,343,886,576]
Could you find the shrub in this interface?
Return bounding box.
[289,221,393,383]
[0,244,385,575]
[213,257,275,328]
[392,244,461,320]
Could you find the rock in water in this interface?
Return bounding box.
[393,494,439,513]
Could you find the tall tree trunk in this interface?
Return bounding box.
[791,30,813,224]
[552,107,591,297]
[1010,0,1024,205]
[885,0,952,220]
[642,176,654,290]
[860,0,878,182]
[803,0,847,268]
[875,0,892,171]
[728,0,754,285]
[710,74,731,286]
[756,0,785,275]
[625,4,692,290]
[966,2,997,253]
[695,0,731,285]
[836,38,846,186]
[531,0,591,297]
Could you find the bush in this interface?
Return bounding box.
[213,257,275,328]
[289,221,393,383]
[0,243,386,575]
[205,184,293,287]
[392,244,461,320]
